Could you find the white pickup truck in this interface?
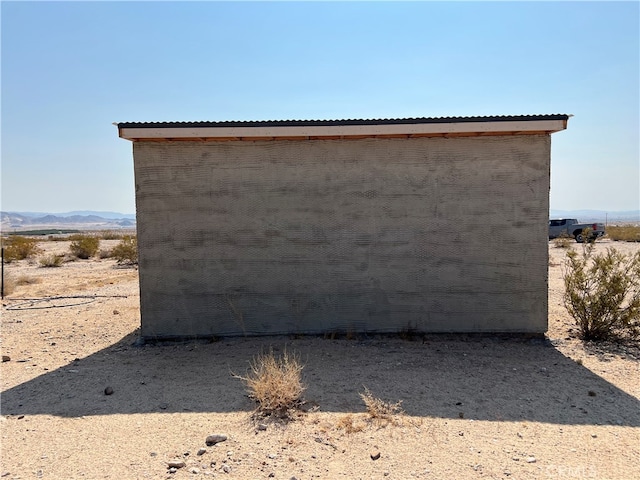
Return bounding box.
[548,219,606,243]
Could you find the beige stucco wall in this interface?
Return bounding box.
[133,135,550,338]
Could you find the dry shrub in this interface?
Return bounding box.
[607,225,640,242]
[553,234,572,249]
[360,387,404,424]
[98,230,124,240]
[39,254,64,267]
[563,244,640,341]
[2,236,42,262]
[235,348,306,418]
[111,235,138,265]
[69,234,100,259]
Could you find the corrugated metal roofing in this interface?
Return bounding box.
[116,114,570,129]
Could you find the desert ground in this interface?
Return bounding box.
[1,239,639,480]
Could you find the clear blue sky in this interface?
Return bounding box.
[2,1,638,214]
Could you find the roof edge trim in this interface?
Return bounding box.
[118,116,569,141]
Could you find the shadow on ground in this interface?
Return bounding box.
[2,332,638,426]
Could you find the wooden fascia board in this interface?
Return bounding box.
[118,119,567,141]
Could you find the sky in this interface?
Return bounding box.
[1,1,638,214]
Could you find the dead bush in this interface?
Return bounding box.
[234,348,306,418]
[3,273,41,295]
[39,254,64,268]
[563,244,640,341]
[336,414,366,434]
[553,234,572,249]
[360,386,404,423]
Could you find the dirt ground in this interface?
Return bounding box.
[1,239,639,480]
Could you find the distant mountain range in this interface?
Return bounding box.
[549,209,640,224]
[1,211,136,231]
[1,209,637,233]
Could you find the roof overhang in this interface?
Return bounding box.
[116,115,570,142]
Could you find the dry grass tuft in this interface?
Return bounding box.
[336,414,366,434]
[39,254,64,268]
[3,273,41,295]
[234,348,306,418]
[15,274,41,286]
[360,387,404,424]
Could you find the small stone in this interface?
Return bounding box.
[526,457,536,463]
[159,403,169,410]
[113,309,120,315]
[458,412,464,419]
[197,448,207,456]
[257,423,268,431]
[167,460,186,469]
[591,434,597,438]
[2,356,10,363]
[370,451,381,461]
[221,464,231,473]
[168,467,177,474]
[268,474,275,478]
[190,467,200,474]
[206,434,227,446]
[384,473,390,477]
[588,390,597,397]
[104,386,114,395]
[268,453,277,459]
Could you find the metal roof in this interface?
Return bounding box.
[116,114,570,129]
[116,114,571,141]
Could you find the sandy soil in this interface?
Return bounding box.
[1,239,639,480]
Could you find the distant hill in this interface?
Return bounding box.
[13,210,136,220]
[550,209,640,224]
[1,211,136,232]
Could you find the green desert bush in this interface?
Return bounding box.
[2,236,41,262]
[563,244,640,341]
[111,235,138,265]
[69,234,100,259]
[234,348,306,418]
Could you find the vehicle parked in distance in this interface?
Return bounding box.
[549,218,606,243]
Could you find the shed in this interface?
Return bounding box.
[117,115,569,339]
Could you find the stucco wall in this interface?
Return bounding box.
[133,135,550,338]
